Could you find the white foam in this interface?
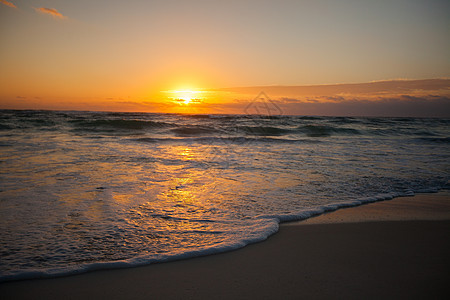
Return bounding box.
[1,189,443,283]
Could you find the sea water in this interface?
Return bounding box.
[0,109,449,281]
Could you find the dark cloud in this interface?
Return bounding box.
[216,79,450,117]
[276,95,450,117]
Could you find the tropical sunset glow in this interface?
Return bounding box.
[1,1,450,294]
[166,90,204,105]
[1,0,449,116]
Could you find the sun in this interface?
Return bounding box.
[167,90,203,105]
[179,93,193,104]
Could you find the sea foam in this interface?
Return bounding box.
[0,110,448,282]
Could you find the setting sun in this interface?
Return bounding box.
[167,90,203,105]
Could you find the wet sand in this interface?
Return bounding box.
[1,191,449,299]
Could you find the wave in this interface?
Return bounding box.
[186,114,212,119]
[2,110,448,140]
[328,117,362,124]
[235,126,292,136]
[417,137,450,144]
[0,123,14,130]
[132,136,318,144]
[296,116,325,120]
[170,126,220,136]
[70,119,173,132]
[0,189,443,283]
[169,124,359,138]
[296,125,361,137]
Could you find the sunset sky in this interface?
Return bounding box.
[1,0,449,116]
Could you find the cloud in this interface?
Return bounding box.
[223,79,450,99]
[0,0,16,8]
[214,79,450,117]
[34,7,66,19]
[276,95,450,117]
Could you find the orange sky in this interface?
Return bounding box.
[1,1,449,116]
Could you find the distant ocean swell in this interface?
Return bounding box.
[0,110,449,282]
[1,111,448,138]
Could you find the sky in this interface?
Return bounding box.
[1,0,449,116]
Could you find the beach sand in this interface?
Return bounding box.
[1,191,449,299]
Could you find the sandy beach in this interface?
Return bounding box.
[1,191,449,300]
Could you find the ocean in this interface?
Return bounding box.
[0,109,449,281]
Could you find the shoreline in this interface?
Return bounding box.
[1,191,449,299]
[292,190,450,225]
